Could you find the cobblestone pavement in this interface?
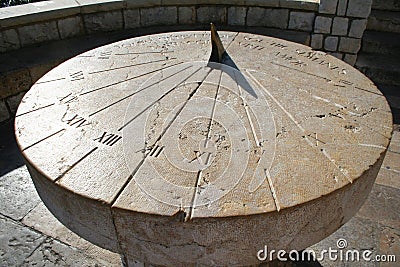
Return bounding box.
[0,119,399,266]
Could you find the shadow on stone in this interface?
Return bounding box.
[0,119,25,177]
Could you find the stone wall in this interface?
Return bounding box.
[0,0,373,123]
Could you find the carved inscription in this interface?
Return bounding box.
[295,50,347,75]
[275,52,306,67]
[94,131,122,146]
[70,71,84,81]
[63,114,90,128]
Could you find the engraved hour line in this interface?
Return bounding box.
[88,58,175,75]
[114,50,175,55]
[54,147,98,183]
[118,66,204,131]
[233,70,260,147]
[271,62,331,82]
[36,77,66,84]
[16,103,55,117]
[88,64,192,117]
[205,70,223,146]
[246,70,353,184]
[110,68,212,206]
[22,129,65,151]
[80,62,183,96]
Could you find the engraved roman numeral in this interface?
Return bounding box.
[238,42,265,50]
[339,79,354,86]
[70,71,84,81]
[98,51,112,59]
[93,131,122,146]
[149,145,164,157]
[270,42,287,49]
[64,114,90,128]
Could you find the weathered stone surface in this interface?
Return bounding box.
[314,16,332,34]
[349,19,367,38]
[0,214,45,266]
[6,91,26,114]
[288,11,315,31]
[0,99,9,122]
[0,29,20,53]
[18,21,59,47]
[0,166,41,220]
[336,0,348,16]
[57,16,84,39]
[310,33,323,49]
[346,0,373,18]
[327,51,343,59]
[0,68,31,99]
[228,6,247,26]
[324,36,339,51]
[126,0,161,8]
[331,17,349,36]
[22,203,122,266]
[140,7,177,26]
[319,0,338,14]
[344,53,357,66]
[247,7,289,29]
[338,36,361,53]
[20,237,113,266]
[15,31,391,266]
[358,184,400,229]
[124,9,140,29]
[280,0,319,11]
[197,6,226,25]
[178,7,195,24]
[83,10,123,33]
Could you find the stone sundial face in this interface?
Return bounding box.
[15,26,392,265]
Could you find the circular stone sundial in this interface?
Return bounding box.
[15,25,392,266]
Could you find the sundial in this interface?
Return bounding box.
[15,25,392,266]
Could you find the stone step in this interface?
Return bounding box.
[356,53,400,86]
[367,10,400,33]
[361,31,400,55]
[372,0,400,12]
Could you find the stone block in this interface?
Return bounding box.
[280,0,319,11]
[6,91,26,114]
[0,29,20,53]
[0,215,45,266]
[140,7,177,26]
[197,6,227,25]
[338,37,361,53]
[228,6,247,26]
[0,99,9,122]
[57,16,84,39]
[18,21,59,47]
[319,0,338,14]
[179,7,196,24]
[349,19,367,38]
[310,34,323,49]
[344,53,357,65]
[324,36,339,51]
[0,0,80,28]
[0,166,40,220]
[327,51,343,59]
[331,17,349,36]
[347,0,373,18]
[83,10,123,33]
[288,11,315,31]
[126,0,161,8]
[124,9,141,29]
[247,7,289,29]
[314,16,332,34]
[337,0,348,16]
[77,0,124,13]
[0,68,32,99]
